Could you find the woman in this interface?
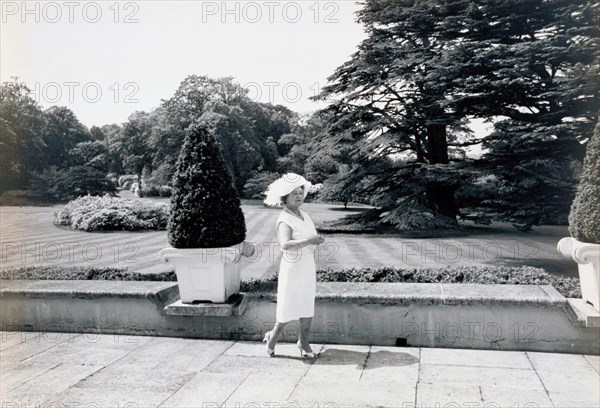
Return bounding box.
[262,173,324,358]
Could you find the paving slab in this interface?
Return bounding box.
[202,354,314,377]
[585,354,600,374]
[419,364,544,390]
[1,363,104,406]
[421,347,532,369]
[155,339,234,373]
[547,391,600,408]
[225,373,301,406]
[51,384,177,408]
[159,372,246,408]
[223,340,322,358]
[0,361,61,392]
[0,391,52,407]
[527,351,600,401]
[480,385,554,407]
[110,337,196,368]
[75,365,195,392]
[65,331,156,350]
[113,337,232,373]
[304,344,369,381]
[0,332,77,364]
[289,378,416,408]
[21,340,132,366]
[360,345,419,383]
[0,331,36,351]
[416,382,482,407]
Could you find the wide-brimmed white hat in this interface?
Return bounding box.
[263,173,312,207]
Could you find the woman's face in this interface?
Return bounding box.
[285,186,304,207]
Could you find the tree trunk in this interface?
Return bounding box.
[426,123,457,219]
[427,123,449,164]
[415,134,426,163]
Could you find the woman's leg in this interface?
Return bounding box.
[267,321,287,350]
[298,317,313,351]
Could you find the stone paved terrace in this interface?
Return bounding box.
[1,332,598,407]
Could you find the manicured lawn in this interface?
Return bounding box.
[0,200,575,280]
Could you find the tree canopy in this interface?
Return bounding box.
[314,0,599,229]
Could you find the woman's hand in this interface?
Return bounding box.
[308,235,325,245]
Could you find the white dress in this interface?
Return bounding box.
[275,209,317,323]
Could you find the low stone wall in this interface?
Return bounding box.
[1,280,598,354]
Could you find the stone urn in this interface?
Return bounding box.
[160,241,254,303]
[558,238,600,311]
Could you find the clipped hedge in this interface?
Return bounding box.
[55,195,169,231]
[0,266,176,281]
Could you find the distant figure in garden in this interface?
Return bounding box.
[262,173,324,358]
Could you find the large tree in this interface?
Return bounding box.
[149,75,298,192]
[42,106,92,168]
[0,79,46,191]
[277,112,346,181]
[113,111,156,188]
[314,0,599,229]
[452,0,599,225]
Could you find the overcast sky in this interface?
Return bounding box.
[1,0,367,127]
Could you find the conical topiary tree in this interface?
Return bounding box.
[568,117,600,244]
[168,124,246,248]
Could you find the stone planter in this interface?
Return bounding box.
[160,241,254,304]
[558,237,600,311]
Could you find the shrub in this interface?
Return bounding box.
[55,195,169,231]
[138,185,173,198]
[144,162,176,186]
[107,173,119,185]
[118,175,138,188]
[30,166,117,202]
[568,118,600,244]
[242,171,280,199]
[305,154,339,183]
[167,124,246,248]
[379,201,459,230]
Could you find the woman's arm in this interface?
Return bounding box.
[277,223,324,251]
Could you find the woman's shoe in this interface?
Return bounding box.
[297,340,317,358]
[262,331,275,357]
